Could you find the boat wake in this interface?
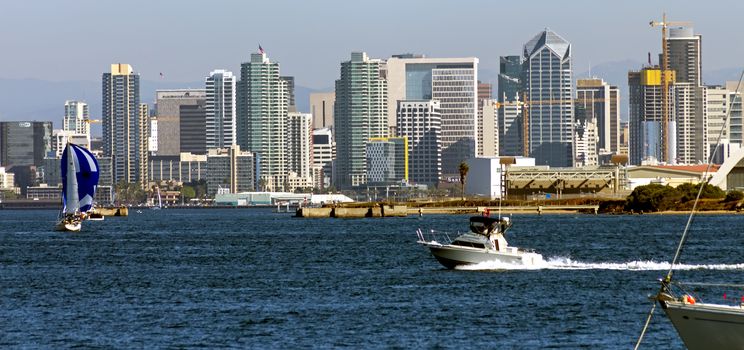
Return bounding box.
[455,257,744,271]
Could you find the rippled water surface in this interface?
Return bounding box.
[2,209,744,348]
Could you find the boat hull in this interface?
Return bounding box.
[661,300,744,350]
[425,244,542,269]
[54,220,81,232]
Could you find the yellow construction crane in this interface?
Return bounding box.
[650,13,692,162]
[495,96,609,157]
[83,119,102,124]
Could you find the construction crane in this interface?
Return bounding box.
[650,13,692,162]
[495,96,609,157]
[83,119,102,124]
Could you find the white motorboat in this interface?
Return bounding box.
[417,216,543,269]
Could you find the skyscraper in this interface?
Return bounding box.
[481,100,498,157]
[477,81,493,156]
[396,100,442,185]
[102,63,145,185]
[576,78,621,155]
[180,100,208,155]
[206,70,237,149]
[155,89,206,156]
[665,27,702,86]
[334,52,388,188]
[497,55,523,157]
[286,112,314,189]
[0,121,53,167]
[386,55,478,174]
[138,103,150,185]
[237,52,288,191]
[628,67,676,165]
[673,83,707,164]
[522,29,575,167]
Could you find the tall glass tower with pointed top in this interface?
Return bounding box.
[522,29,575,167]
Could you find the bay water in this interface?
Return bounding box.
[2,209,744,348]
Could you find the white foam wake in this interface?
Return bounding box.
[455,256,744,271]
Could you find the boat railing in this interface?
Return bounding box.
[416,228,455,245]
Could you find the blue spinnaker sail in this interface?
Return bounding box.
[61,143,100,213]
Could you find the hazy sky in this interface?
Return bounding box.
[1,0,742,88]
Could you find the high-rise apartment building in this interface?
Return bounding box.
[155,89,206,156]
[522,29,574,167]
[673,83,707,164]
[205,70,236,150]
[498,55,523,157]
[102,63,145,185]
[576,78,621,155]
[310,92,335,129]
[286,112,313,187]
[237,52,288,191]
[334,52,388,188]
[138,103,150,185]
[386,55,478,174]
[397,100,442,186]
[665,27,702,86]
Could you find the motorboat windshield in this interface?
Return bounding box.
[469,216,513,236]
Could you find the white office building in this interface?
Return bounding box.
[387,55,478,174]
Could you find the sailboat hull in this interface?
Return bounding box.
[54,220,81,232]
[661,300,744,350]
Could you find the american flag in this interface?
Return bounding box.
[259,45,265,54]
[159,72,164,78]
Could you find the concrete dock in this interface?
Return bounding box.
[296,204,599,218]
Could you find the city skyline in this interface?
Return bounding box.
[1,1,742,90]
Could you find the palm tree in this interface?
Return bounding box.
[458,161,469,200]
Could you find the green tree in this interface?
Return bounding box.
[181,186,196,201]
[676,183,725,202]
[625,184,682,212]
[458,161,469,200]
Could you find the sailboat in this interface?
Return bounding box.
[635,74,744,349]
[151,187,162,210]
[54,142,100,232]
